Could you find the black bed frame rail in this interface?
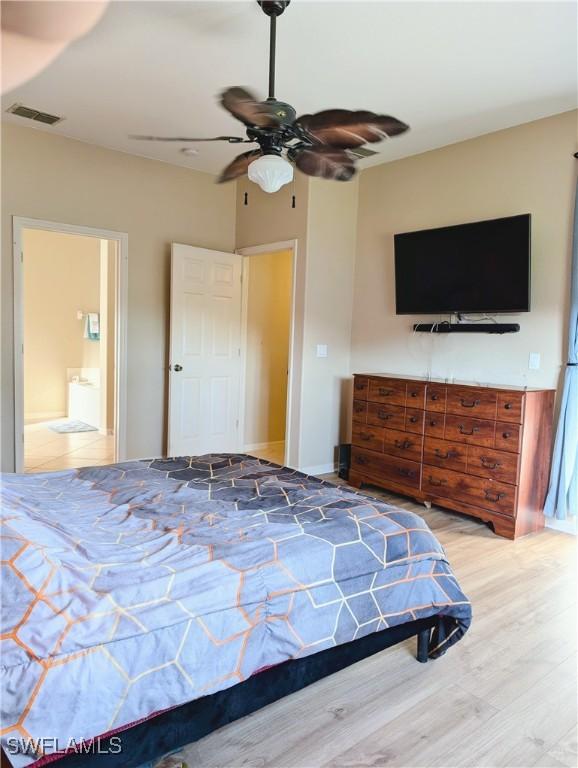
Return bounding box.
[10,618,436,768]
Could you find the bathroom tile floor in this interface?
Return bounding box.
[24,419,115,472]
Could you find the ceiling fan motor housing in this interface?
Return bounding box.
[265,99,296,125]
[257,1,290,17]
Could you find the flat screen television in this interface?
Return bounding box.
[394,214,531,314]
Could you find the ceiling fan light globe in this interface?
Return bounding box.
[248,154,293,193]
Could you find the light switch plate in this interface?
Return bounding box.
[316,344,328,358]
[528,352,541,370]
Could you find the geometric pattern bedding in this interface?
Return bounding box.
[0,455,472,767]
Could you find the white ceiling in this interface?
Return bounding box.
[3,1,577,176]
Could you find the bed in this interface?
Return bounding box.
[1,454,471,768]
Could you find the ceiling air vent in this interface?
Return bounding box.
[6,104,63,125]
[348,146,378,160]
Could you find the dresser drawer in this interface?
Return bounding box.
[368,378,406,406]
[406,382,426,409]
[497,391,525,424]
[425,412,445,439]
[445,414,496,447]
[446,387,498,420]
[367,402,406,430]
[467,446,519,485]
[405,408,425,434]
[423,437,467,473]
[352,424,384,453]
[352,399,367,424]
[382,428,423,462]
[426,384,447,412]
[351,447,420,489]
[422,466,517,517]
[495,421,522,453]
[353,376,369,400]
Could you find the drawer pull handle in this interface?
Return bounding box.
[355,455,369,466]
[355,382,366,391]
[480,457,501,470]
[484,490,505,502]
[410,391,418,398]
[435,449,457,459]
[431,394,439,401]
[502,431,512,439]
[428,476,447,487]
[378,411,393,421]
[379,388,394,397]
[394,439,413,450]
[460,398,481,408]
[504,403,513,410]
[354,404,364,412]
[459,425,479,435]
[429,420,438,427]
[409,416,419,424]
[359,433,372,442]
[397,468,414,478]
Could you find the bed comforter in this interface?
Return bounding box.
[1,455,471,766]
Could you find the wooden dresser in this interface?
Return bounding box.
[350,374,555,539]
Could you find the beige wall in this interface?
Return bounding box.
[300,178,358,471]
[236,174,359,472]
[244,249,292,447]
[1,123,236,470]
[23,229,101,419]
[352,111,577,401]
[99,239,117,433]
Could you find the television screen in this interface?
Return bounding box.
[394,214,531,314]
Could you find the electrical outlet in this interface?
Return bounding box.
[528,352,541,370]
[316,344,328,358]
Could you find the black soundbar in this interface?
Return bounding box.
[413,322,520,334]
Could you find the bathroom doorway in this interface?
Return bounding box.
[13,218,127,473]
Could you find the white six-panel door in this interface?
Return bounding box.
[168,244,243,456]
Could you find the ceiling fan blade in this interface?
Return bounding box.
[295,110,409,149]
[130,135,247,143]
[293,147,356,181]
[218,149,263,183]
[220,87,280,128]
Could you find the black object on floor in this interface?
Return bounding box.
[338,442,351,480]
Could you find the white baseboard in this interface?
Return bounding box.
[244,440,285,451]
[545,517,577,535]
[299,463,336,476]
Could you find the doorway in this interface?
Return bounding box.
[13,217,128,473]
[167,240,301,468]
[241,248,293,466]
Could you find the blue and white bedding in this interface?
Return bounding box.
[0,455,471,766]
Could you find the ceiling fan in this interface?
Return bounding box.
[132,0,409,193]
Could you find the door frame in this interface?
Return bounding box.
[236,239,301,468]
[12,216,128,472]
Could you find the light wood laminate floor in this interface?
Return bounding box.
[174,477,577,768]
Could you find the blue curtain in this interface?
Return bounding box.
[544,178,578,519]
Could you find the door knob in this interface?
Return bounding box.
[173,364,183,372]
